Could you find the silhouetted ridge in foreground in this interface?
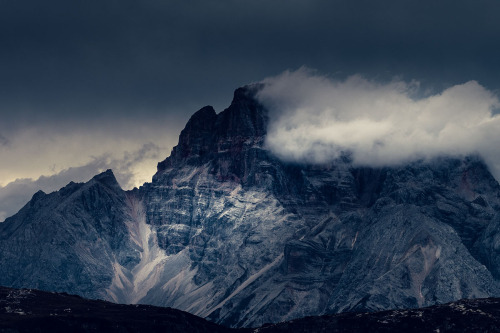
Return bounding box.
[2,286,500,333]
[0,286,234,333]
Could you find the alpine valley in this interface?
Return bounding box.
[2,85,500,328]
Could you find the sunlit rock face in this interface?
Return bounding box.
[2,85,500,328]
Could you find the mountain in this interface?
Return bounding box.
[2,285,500,333]
[2,85,500,327]
[0,170,138,300]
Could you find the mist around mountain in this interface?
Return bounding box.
[1,84,500,328]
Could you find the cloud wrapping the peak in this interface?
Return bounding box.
[257,69,500,177]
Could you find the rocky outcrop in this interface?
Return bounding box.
[2,85,500,328]
[0,170,139,300]
[135,86,500,327]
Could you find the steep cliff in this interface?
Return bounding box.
[1,86,500,327]
[0,170,139,299]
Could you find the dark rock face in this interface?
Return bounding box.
[135,86,500,327]
[0,170,139,300]
[0,286,235,333]
[2,286,500,333]
[2,85,500,328]
[258,297,500,333]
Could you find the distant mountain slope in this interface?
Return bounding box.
[2,86,500,327]
[0,170,139,300]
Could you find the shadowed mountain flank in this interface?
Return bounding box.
[2,86,500,327]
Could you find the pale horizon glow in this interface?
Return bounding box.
[0,116,181,222]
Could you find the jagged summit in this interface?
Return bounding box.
[0,168,135,299]
[160,105,218,168]
[156,85,268,177]
[30,189,47,202]
[215,84,268,139]
[90,168,122,190]
[2,85,500,328]
[92,168,116,180]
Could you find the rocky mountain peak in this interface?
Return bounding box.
[179,105,217,142]
[90,169,122,190]
[189,105,217,123]
[30,189,46,202]
[156,85,267,176]
[216,84,267,139]
[3,84,500,329]
[162,106,217,168]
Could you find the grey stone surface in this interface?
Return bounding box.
[2,86,500,328]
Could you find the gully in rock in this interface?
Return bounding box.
[1,86,500,328]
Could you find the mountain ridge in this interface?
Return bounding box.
[1,85,500,327]
[2,285,500,333]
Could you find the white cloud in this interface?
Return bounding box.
[257,68,500,179]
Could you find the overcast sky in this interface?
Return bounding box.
[1,0,500,220]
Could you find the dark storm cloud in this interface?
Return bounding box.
[1,0,500,125]
[1,0,500,216]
